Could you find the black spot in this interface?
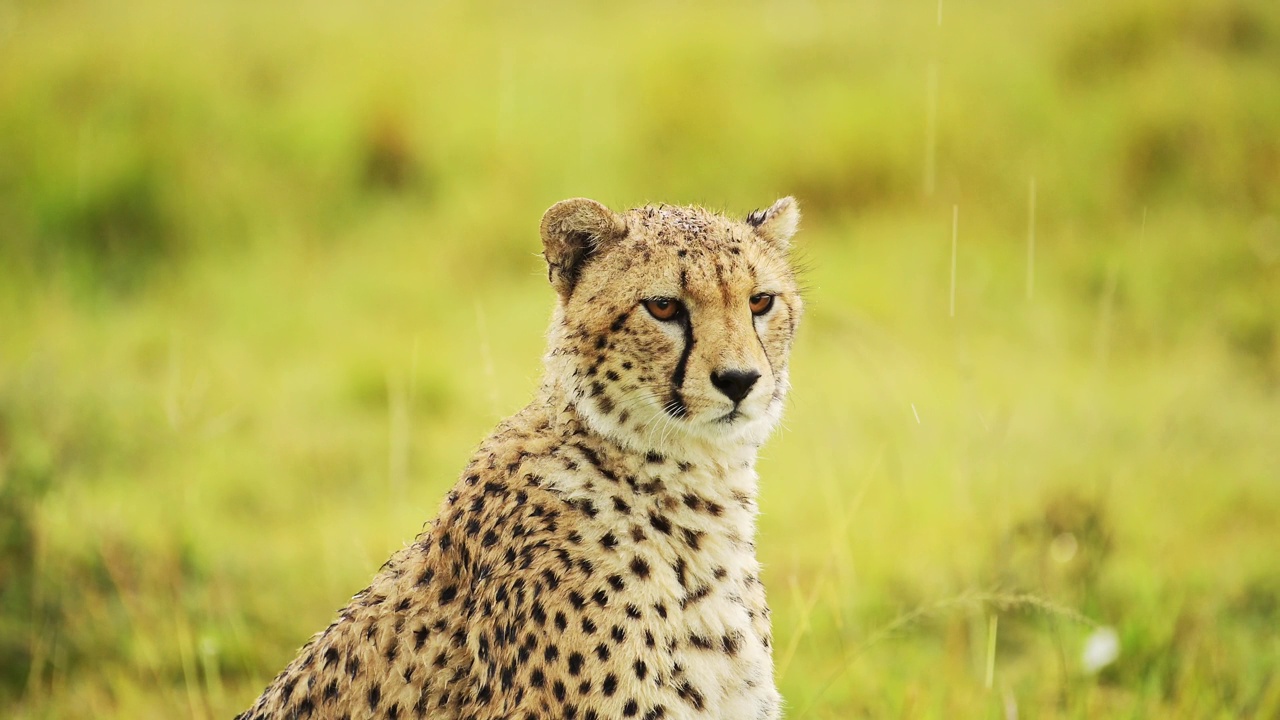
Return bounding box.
[367,684,381,710]
[600,532,618,550]
[623,699,639,717]
[680,584,711,609]
[722,633,741,655]
[582,617,597,634]
[531,668,546,687]
[602,673,618,696]
[634,659,647,680]
[648,513,672,535]
[542,569,561,591]
[676,681,706,710]
[689,634,713,650]
[568,652,584,675]
[439,585,458,605]
[629,557,651,579]
[501,665,515,690]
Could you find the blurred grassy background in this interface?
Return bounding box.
[2,0,1279,717]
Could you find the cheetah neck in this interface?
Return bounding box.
[518,383,763,538]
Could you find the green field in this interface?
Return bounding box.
[2,0,1279,717]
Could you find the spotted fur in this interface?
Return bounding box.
[238,197,804,720]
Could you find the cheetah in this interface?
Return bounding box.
[237,196,804,720]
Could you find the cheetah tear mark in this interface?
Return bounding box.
[666,314,695,419]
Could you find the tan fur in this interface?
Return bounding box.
[238,198,803,720]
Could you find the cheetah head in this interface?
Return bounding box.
[541,197,803,458]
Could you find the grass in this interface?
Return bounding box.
[2,0,1279,717]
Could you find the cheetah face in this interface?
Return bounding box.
[541,198,803,457]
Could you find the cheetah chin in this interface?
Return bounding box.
[239,197,804,720]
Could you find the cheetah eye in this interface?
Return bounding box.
[643,298,684,321]
[749,293,775,316]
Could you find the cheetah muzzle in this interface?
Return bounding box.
[238,197,804,720]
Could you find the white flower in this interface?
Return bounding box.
[1081,626,1120,673]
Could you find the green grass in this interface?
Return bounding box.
[2,0,1279,717]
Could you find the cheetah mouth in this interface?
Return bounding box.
[715,408,744,424]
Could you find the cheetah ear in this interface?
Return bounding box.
[745,196,800,248]
[540,198,628,300]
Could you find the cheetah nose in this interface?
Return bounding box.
[710,369,761,403]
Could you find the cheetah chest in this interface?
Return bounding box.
[553,464,781,719]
